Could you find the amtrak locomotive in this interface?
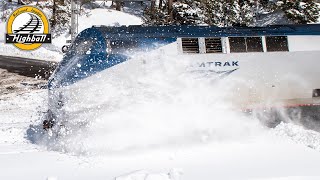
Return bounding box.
[45,24,320,130]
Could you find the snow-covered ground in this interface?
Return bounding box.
[52,8,143,49]
[0,2,143,61]
[1,78,320,180]
[0,43,63,62]
[1,2,320,180]
[0,69,47,100]
[1,49,320,180]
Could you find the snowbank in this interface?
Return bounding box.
[0,8,143,61]
[0,42,62,62]
[1,3,320,180]
[52,8,143,48]
[80,8,143,29]
[0,52,320,180]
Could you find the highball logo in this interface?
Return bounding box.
[5,5,52,51]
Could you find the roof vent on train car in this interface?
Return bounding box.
[205,38,222,53]
[181,38,199,53]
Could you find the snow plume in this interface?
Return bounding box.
[26,50,320,156]
[32,51,265,155]
[273,122,320,151]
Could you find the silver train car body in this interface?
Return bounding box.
[46,25,320,128]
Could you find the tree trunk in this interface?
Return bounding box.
[151,0,155,13]
[159,0,163,8]
[116,1,121,11]
[52,0,56,27]
[58,0,65,5]
[168,0,173,20]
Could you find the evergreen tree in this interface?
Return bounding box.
[1,1,8,21]
[171,0,205,25]
[278,0,319,24]
[239,0,256,26]
[145,0,319,26]
[209,0,225,26]
[203,0,242,26]
[228,0,241,26]
[36,0,71,36]
[303,0,320,23]
[144,0,205,25]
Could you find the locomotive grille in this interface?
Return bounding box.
[181,38,199,53]
[205,38,222,53]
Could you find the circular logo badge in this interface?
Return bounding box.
[6,5,52,51]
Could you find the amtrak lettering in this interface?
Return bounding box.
[198,61,239,68]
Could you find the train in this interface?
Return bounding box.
[44,24,320,130]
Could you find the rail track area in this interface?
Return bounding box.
[0,55,56,99]
[0,55,56,79]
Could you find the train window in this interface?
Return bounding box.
[246,37,263,52]
[205,38,222,53]
[229,37,246,52]
[181,38,199,53]
[266,36,288,52]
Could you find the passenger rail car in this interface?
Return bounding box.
[46,24,320,128]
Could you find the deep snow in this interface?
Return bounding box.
[1,3,320,180]
[1,88,320,180]
[1,50,320,180]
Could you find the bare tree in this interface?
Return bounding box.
[159,0,163,8]
[52,0,57,27]
[168,0,173,20]
[18,0,27,5]
[116,0,122,11]
[151,0,155,13]
[58,0,65,5]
